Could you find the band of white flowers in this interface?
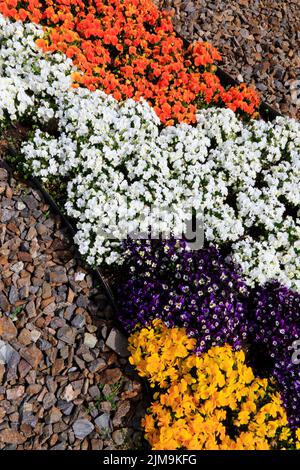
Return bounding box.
[1,14,299,290]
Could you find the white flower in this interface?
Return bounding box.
[1,14,300,290]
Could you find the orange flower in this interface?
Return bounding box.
[0,0,260,124]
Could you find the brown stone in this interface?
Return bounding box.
[48,406,62,424]
[19,423,33,437]
[62,383,77,402]
[0,407,6,422]
[121,381,142,400]
[7,222,20,235]
[9,411,19,423]
[67,288,75,304]
[57,326,75,345]
[43,302,56,316]
[6,385,25,401]
[26,226,37,241]
[51,358,65,376]
[113,401,131,427]
[0,316,17,340]
[36,223,48,236]
[47,266,68,284]
[91,439,103,450]
[0,364,5,384]
[18,252,33,263]
[18,328,32,346]
[100,368,122,385]
[26,300,36,317]
[0,428,26,444]
[20,344,43,369]
[17,276,30,289]
[41,283,52,300]
[18,359,32,378]
[88,358,106,373]
[41,296,56,309]
[0,255,8,265]
[0,168,144,450]
[0,294,10,312]
[49,433,58,447]
[26,384,42,395]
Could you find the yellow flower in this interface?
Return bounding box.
[279,427,291,441]
[296,429,300,450]
[128,321,296,450]
[236,410,250,426]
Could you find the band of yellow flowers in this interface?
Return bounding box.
[128,320,300,450]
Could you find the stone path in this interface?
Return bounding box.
[0,164,145,450]
[156,0,300,119]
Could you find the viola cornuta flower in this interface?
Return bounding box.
[250,283,300,428]
[119,239,250,354]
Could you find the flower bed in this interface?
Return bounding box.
[128,321,300,450]
[0,1,300,450]
[250,284,300,428]
[0,0,259,125]
[0,16,298,279]
[119,240,300,430]
[118,239,250,354]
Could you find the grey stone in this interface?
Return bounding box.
[6,350,20,381]
[84,333,97,349]
[22,194,39,210]
[0,340,19,366]
[50,318,66,330]
[0,294,10,312]
[46,266,68,284]
[38,338,52,351]
[0,209,14,223]
[16,201,26,211]
[95,413,112,433]
[22,411,38,427]
[51,442,67,450]
[9,286,19,305]
[73,419,94,440]
[112,429,126,446]
[11,261,24,274]
[76,295,88,308]
[64,305,76,320]
[89,385,101,400]
[88,358,106,373]
[43,392,57,410]
[0,168,8,181]
[71,314,85,329]
[57,400,74,416]
[57,326,75,345]
[26,300,36,317]
[105,328,129,357]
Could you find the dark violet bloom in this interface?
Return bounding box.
[250,283,300,428]
[118,239,249,355]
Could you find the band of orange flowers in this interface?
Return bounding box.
[0,0,260,125]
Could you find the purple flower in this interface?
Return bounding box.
[250,283,300,428]
[118,239,249,354]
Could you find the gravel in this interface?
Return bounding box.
[155,0,300,118]
[0,164,146,450]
